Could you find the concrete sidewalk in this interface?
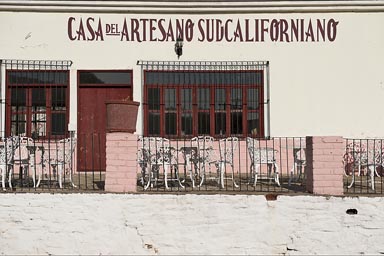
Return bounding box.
[0,193,383,255]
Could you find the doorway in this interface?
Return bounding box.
[77,71,132,172]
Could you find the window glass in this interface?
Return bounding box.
[51,113,66,135]
[79,72,132,85]
[198,88,210,110]
[145,72,261,86]
[181,113,193,135]
[148,113,160,135]
[11,88,26,110]
[215,113,226,135]
[181,89,192,110]
[247,113,259,135]
[198,113,210,135]
[32,88,46,112]
[144,69,264,137]
[7,70,69,137]
[8,71,68,85]
[231,88,242,110]
[215,89,226,110]
[11,114,26,136]
[32,113,47,137]
[52,87,66,110]
[165,113,177,135]
[148,88,160,110]
[231,112,243,134]
[165,89,176,110]
[247,89,259,110]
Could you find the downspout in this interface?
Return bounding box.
[0,60,4,137]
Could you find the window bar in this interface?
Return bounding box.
[47,135,53,190]
[380,139,383,194]
[265,61,270,139]
[257,136,263,191]
[285,137,290,189]
[365,139,369,193]
[60,135,66,190]
[237,135,241,191]
[352,139,357,194]
[83,133,88,190]
[91,133,95,190]
[98,133,102,191]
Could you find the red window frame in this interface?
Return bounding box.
[5,70,70,139]
[143,70,264,138]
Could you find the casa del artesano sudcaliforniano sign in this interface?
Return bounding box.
[67,17,339,43]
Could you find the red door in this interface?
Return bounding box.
[78,87,131,172]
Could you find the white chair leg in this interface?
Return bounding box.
[198,166,205,187]
[348,172,355,189]
[298,164,303,181]
[267,164,272,183]
[289,162,297,186]
[36,163,43,188]
[143,166,151,191]
[1,166,5,191]
[58,165,63,189]
[174,165,184,188]
[220,162,225,189]
[231,167,239,188]
[253,164,260,187]
[8,166,13,190]
[274,162,280,187]
[229,163,238,188]
[369,165,375,191]
[164,165,169,189]
[187,162,195,188]
[68,168,77,188]
[36,173,41,188]
[32,169,36,188]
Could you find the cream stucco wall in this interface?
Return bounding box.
[0,7,383,138]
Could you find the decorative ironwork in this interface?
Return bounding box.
[1,59,73,70]
[137,60,268,71]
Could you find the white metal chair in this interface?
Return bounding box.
[48,137,77,189]
[138,136,183,190]
[182,136,215,188]
[215,137,239,189]
[344,142,383,190]
[30,145,47,188]
[289,146,306,186]
[11,136,34,188]
[246,137,280,187]
[0,136,19,191]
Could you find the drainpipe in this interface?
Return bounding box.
[0,59,4,137]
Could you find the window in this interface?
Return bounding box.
[79,71,132,86]
[143,70,265,137]
[6,70,69,138]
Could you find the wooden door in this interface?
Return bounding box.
[78,87,131,172]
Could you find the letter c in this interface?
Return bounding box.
[68,17,76,41]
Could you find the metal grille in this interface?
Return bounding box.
[344,138,384,194]
[1,59,72,138]
[137,60,268,71]
[137,60,270,138]
[136,136,306,193]
[1,59,72,70]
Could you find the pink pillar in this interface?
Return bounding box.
[306,136,344,196]
[105,133,137,193]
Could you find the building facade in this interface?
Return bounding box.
[0,1,383,174]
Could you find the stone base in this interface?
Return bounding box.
[105,132,137,193]
[306,136,344,196]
